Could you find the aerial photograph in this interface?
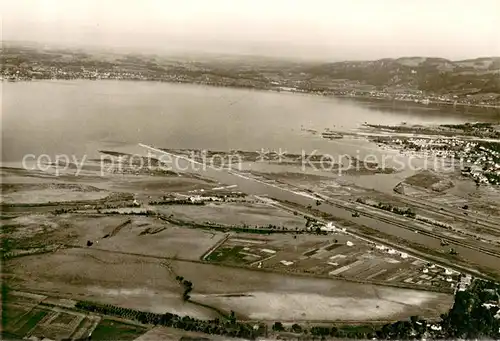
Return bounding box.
[1,0,500,340]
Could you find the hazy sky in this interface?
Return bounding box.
[2,0,500,60]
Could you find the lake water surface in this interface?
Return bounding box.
[2,80,492,162]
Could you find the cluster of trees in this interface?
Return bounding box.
[313,227,329,235]
[355,198,416,218]
[472,141,500,185]
[368,279,500,339]
[101,210,156,216]
[478,141,500,154]
[440,123,500,139]
[159,212,307,236]
[148,199,206,206]
[201,221,291,235]
[311,325,378,339]
[203,193,246,200]
[416,216,453,230]
[483,172,500,185]
[74,301,260,339]
[305,216,318,228]
[53,208,74,215]
[53,201,142,215]
[271,321,378,339]
[175,276,193,301]
[375,202,416,218]
[440,279,500,339]
[442,122,494,130]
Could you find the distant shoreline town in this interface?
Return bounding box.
[2,44,500,110]
[4,73,500,111]
[3,68,500,111]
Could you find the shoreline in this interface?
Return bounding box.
[3,78,500,112]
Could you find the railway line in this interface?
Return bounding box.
[393,193,500,233]
[269,198,496,281]
[323,197,500,259]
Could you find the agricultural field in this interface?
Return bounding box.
[2,248,219,319]
[92,220,225,260]
[90,319,148,341]
[153,201,306,229]
[0,183,110,204]
[0,290,114,340]
[0,158,221,200]
[205,233,460,291]
[171,261,453,322]
[106,175,219,195]
[205,236,276,265]
[134,326,246,341]
[1,213,225,260]
[248,171,372,197]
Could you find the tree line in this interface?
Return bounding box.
[75,278,500,340]
[175,276,193,301]
[75,301,260,339]
[356,198,416,218]
[148,199,206,206]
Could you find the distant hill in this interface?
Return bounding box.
[303,57,500,95]
[2,43,499,103]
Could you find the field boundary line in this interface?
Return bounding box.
[201,233,230,261]
[60,244,454,294]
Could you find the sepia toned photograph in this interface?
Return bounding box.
[1,1,500,340]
